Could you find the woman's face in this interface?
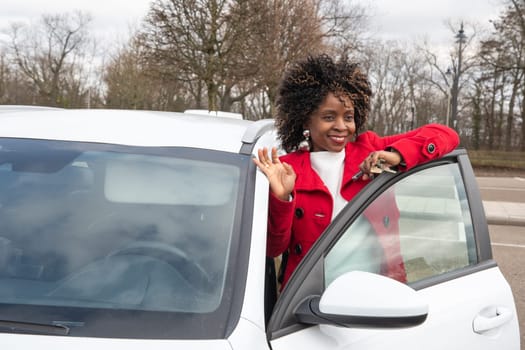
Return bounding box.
[305,92,356,152]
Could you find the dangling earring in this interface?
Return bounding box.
[298,129,311,151]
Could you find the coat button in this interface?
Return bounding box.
[295,208,304,218]
[427,143,436,154]
[294,243,302,255]
[383,216,390,228]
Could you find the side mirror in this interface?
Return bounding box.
[295,271,428,328]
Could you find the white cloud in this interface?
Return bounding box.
[369,0,502,44]
[0,0,153,39]
[0,0,504,50]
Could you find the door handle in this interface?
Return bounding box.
[473,306,513,334]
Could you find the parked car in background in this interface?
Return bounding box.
[0,107,519,349]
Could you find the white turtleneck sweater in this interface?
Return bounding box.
[309,149,347,219]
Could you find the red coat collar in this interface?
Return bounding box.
[280,150,327,192]
[280,142,369,198]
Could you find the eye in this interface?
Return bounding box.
[344,114,355,122]
[322,115,335,121]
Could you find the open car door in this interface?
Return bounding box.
[267,149,520,350]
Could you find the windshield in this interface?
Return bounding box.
[0,138,251,339]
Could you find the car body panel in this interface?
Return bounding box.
[270,267,518,350]
[237,169,271,329]
[0,333,233,350]
[0,109,250,151]
[267,151,520,350]
[227,317,269,350]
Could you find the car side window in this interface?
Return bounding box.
[325,163,478,287]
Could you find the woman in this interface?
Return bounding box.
[254,54,459,288]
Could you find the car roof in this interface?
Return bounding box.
[0,108,275,154]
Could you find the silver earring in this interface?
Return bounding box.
[298,129,311,151]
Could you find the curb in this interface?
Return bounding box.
[486,217,525,227]
[484,201,525,227]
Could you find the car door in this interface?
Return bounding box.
[267,149,520,350]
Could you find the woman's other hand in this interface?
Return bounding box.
[358,150,402,181]
[253,147,296,201]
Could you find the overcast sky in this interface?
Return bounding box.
[0,0,506,49]
[369,0,503,44]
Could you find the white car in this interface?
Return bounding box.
[0,107,519,349]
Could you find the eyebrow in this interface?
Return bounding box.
[318,108,354,114]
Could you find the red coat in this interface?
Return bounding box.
[267,123,460,287]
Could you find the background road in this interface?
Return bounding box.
[478,176,524,349]
[477,176,525,202]
[490,225,525,349]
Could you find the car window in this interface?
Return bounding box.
[105,155,237,205]
[325,163,478,286]
[0,138,250,339]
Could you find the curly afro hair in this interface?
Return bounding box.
[275,54,372,153]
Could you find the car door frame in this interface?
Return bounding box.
[266,148,496,340]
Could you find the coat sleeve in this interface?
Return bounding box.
[366,123,459,170]
[266,191,295,257]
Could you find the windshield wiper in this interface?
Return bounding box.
[0,319,70,336]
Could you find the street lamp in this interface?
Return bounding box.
[410,106,415,129]
[445,68,452,127]
[446,91,452,127]
[450,23,467,129]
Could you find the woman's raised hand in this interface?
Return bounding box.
[253,147,296,201]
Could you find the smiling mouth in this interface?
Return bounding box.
[329,135,347,143]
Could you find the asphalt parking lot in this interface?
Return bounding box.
[479,176,525,349]
[489,224,525,350]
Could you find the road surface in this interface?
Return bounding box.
[477,176,524,348]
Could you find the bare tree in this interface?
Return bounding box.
[318,0,370,56]
[365,41,431,135]
[239,0,370,118]
[133,0,370,118]
[6,11,93,107]
[104,38,187,111]
[476,0,525,150]
[242,0,326,118]
[136,0,260,112]
[417,21,479,140]
[0,51,10,104]
[0,49,36,105]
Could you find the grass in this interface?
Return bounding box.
[467,150,525,176]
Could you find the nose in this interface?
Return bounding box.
[333,116,346,130]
